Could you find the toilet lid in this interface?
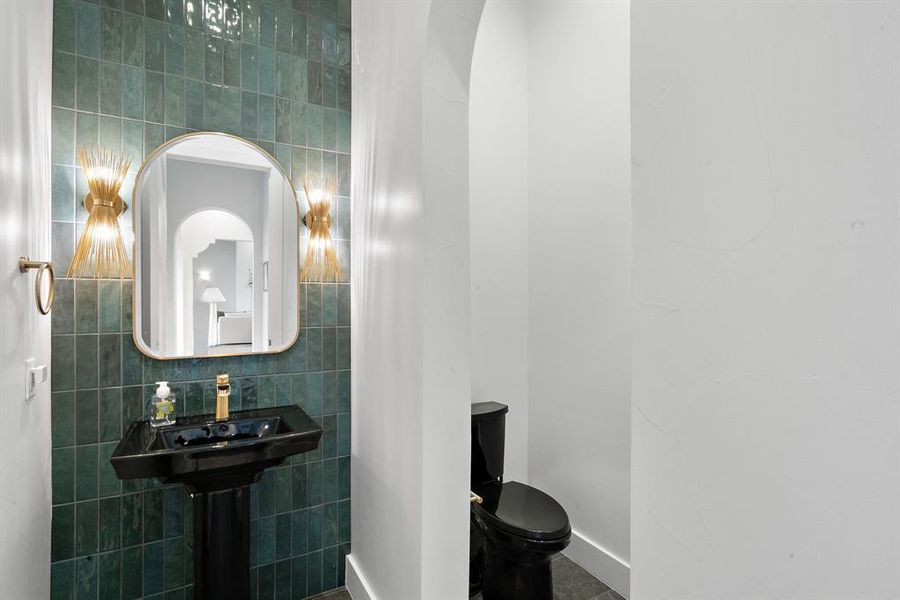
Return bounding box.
[473,481,571,541]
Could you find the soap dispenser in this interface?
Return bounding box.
[149,381,176,427]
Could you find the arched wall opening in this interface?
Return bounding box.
[468,0,632,596]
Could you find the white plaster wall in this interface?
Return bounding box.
[0,0,53,595]
[526,1,632,594]
[469,0,530,484]
[631,2,900,598]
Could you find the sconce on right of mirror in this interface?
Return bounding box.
[299,174,342,283]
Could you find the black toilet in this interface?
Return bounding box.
[470,402,571,599]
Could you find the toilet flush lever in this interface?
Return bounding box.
[470,492,483,505]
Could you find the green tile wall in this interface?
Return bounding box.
[50,1,351,598]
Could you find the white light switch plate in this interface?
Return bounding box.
[24,358,47,400]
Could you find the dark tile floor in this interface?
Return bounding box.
[320,555,626,600]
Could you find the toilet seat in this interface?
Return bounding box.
[472,481,571,542]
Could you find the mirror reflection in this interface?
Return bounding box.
[133,133,300,359]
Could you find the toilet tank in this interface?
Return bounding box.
[471,402,509,487]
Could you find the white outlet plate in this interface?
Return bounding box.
[24,358,47,400]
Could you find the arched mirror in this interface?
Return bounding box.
[133,133,300,359]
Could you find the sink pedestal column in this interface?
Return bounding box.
[191,485,251,600]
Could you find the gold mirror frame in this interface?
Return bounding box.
[131,131,302,361]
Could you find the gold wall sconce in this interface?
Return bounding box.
[299,173,342,283]
[67,145,132,279]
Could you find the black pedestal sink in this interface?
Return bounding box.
[111,405,322,600]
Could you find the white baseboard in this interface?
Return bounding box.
[562,529,631,599]
[345,553,376,600]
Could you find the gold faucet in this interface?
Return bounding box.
[216,374,230,421]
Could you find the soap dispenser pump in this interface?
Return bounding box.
[149,381,176,427]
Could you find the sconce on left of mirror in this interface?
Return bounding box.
[67,145,132,279]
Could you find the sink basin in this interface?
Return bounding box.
[111,404,322,600]
[111,405,322,491]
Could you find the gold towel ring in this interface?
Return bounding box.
[18,257,55,315]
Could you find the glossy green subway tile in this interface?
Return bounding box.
[322,107,336,151]
[98,387,122,441]
[322,372,336,416]
[145,0,166,20]
[204,36,223,83]
[166,24,186,75]
[274,5,292,52]
[76,110,100,150]
[52,558,75,600]
[76,56,100,112]
[242,0,260,44]
[290,508,307,555]
[52,108,76,165]
[258,45,274,95]
[121,492,143,547]
[276,558,292,598]
[322,64,336,108]
[75,444,99,500]
[100,62,124,117]
[258,563,274,599]
[320,416,335,457]
[336,369,349,412]
[336,327,349,370]
[52,334,76,392]
[167,0,184,23]
[122,67,144,118]
[99,442,122,497]
[184,78,205,129]
[99,114,123,151]
[143,540,165,596]
[145,121,166,154]
[224,0,241,39]
[322,545,338,591]
[75,389,99,444]
[164,537,185,590]
[165,74,186,125]
[99,496,122,551]
[291,555,307,600]
[291,464,307,509]
[306,15,321,62]
[123,13,145,66]
[258,94,275,140]
[52,504,76,561]
[124,0,144,14]
[289,10,306,58]
[98,281,121,333]
[78,2,101,58]
[306,60,321,105]
[52,166,76,224]
[101,7,123,62]
[276,513,292,560]
[52,391,76,447]
[163,486,184,538]
[305,328,322,372]
[99,551,122,600]
[183,30,205,81]
[145,17,166,71]
[53,447,76,504]
[144,488,164,541]
[304,371,321,417]
[205,0,224,34]
[321,20,335,65]
[224,39,242,87]
[337,456,349,501]
[306,460,322,506]
[75,499,99,555]
[144,70,165,123]
[275,466,292,513]
[53,52,77,109]
[184,0,201,28]
[55,0,77,53]
[76,555,99,599]
[75,334,99,389]
[121,546,143,598]
[259,0,275,48]
[306,549,322,596]
[258,516,275,564]
[336,66,349,112]
[98,334,122,387]
[241,91,259,138]
[321,458,337,503]
[337,412,350,457]
[274,51,293,98]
